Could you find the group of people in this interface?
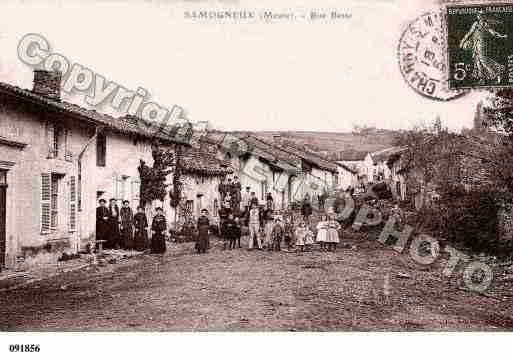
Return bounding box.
[217,189,341,253]
[95,198,168,254]
[218,176,243,216]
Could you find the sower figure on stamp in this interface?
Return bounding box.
[460,11,508,84]
[133,206,149,251]
[95,199,109,251]
[151,207,167,254]
[108,198,120,249]
[120,200,134,250]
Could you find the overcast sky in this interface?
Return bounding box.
[0,0,485,132]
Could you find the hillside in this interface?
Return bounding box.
[245,130,398,161]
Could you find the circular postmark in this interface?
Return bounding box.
[398,12,466,101]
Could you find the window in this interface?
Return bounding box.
[41,173,68,234]
[185,200,194,217]
[46,123,62,159]
[97,133,106,167]
[53,127,61,158]
[261,180,267,200]
[0,170,6,186]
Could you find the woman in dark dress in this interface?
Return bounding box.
[120,200,134,250]
[301,194,313,224]
[134,206,148,251]
[151,207,167,254]
[108,198,120,249]
[196,209,210,254]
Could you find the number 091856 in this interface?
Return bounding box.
[9,344,40,353]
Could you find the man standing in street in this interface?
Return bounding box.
[248,204,261,250]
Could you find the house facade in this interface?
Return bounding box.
[161,148,232,230]
[0,70,186,270]
[335,163,358,191]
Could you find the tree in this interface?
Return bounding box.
[483,90,513,194]
[138,142,179,206]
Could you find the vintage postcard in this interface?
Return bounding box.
[0,0,511,356]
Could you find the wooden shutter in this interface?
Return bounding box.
[69,175,77,232]
[40,173,51,234]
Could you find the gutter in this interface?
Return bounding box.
[75,126,105,253]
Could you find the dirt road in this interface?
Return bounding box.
[1,230,512,331]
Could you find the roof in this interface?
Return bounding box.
[335,161,358,174]
[0,81,190,146]
[369,146,408,164]
[201,132,302,174]
[181,148,233,176]
[201,131,340,173]
[276,142,339,173]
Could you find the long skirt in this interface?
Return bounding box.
[120,225,134,250]
[107,220,120,248]
[151,231,166,253]
[134,228,148,251]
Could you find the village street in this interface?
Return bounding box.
[1,229,512,331]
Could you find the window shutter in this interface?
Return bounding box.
[40,173,51,234]
[69,175,77,232]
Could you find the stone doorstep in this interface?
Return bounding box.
[0,249,146,292]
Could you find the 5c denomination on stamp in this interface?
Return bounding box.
[445,3,513,90]
[398,12,465,101]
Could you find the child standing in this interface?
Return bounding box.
[271,217,284,252]
[304,224,315,251]
[224,214,236,250]
[316,214,329,251]
[327,214,341,252]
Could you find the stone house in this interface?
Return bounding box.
[362,146,408,185]
[0,70,187,270]
[161,147,232,230]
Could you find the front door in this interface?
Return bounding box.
[0,184,6,270]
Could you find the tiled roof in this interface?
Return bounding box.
[0,81,190,146]
[181,148,233,176]
[276,142,339,173]
[370,146,408,164]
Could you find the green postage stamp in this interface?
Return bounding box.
[445,2,513,89]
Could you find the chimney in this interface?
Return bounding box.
[32,70,62,100]
[273,134,282,144]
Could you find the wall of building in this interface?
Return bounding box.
[79,131,154,249]
[162,174,223,231]
[0,98,93,268]
[337,167,357,191]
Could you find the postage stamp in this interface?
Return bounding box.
[445,2,513,89]
[398,12,466,101]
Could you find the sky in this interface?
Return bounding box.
[0,0,486,133]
